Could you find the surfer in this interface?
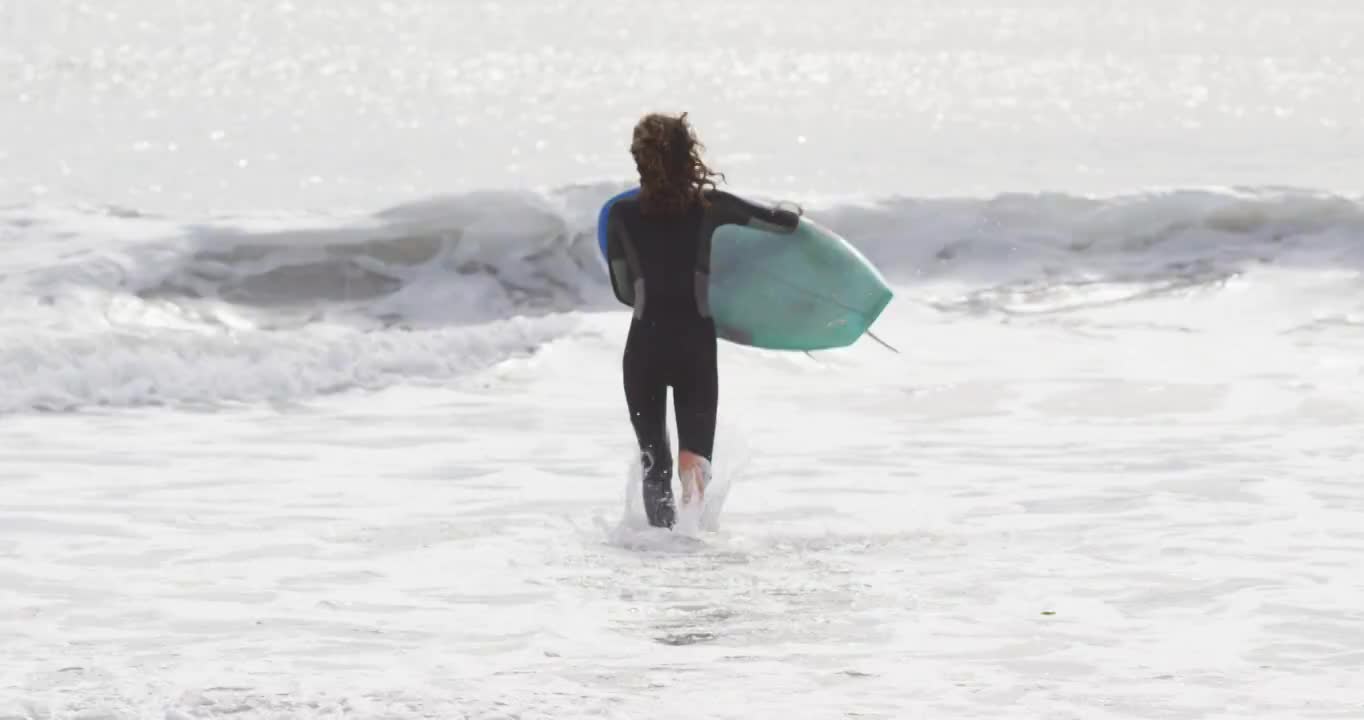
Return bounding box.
[603,112,800,528]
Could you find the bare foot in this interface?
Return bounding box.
[678,450,711,506]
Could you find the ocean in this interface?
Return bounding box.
[3,1,1363,717]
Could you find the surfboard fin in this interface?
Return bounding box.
[867,331,900,354]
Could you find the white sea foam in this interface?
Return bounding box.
[4,0,1364,717]
[3,185,1362,412]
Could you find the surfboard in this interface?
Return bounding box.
[597,187,893,352]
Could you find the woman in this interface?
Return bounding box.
[603,112,800,529]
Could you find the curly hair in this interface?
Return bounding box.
[630,112,725,216]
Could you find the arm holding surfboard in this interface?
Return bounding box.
[601,187,798,312]
[706,189,802,234]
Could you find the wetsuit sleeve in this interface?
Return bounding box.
[604,205,636,307]
[710,190,801,233]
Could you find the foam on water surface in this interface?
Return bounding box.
[2,312,1362,717]
[3,184,1363,412]
[3,0,1364,716]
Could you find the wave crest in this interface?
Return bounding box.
[3,183,1363,412]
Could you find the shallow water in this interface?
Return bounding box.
[4,0,1364,717]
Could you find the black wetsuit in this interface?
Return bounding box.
[605,189,799,528]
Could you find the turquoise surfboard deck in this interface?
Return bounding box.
[597,187,893,352]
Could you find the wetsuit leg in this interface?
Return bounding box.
[622,320,675,528]
[672,320,719,461]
